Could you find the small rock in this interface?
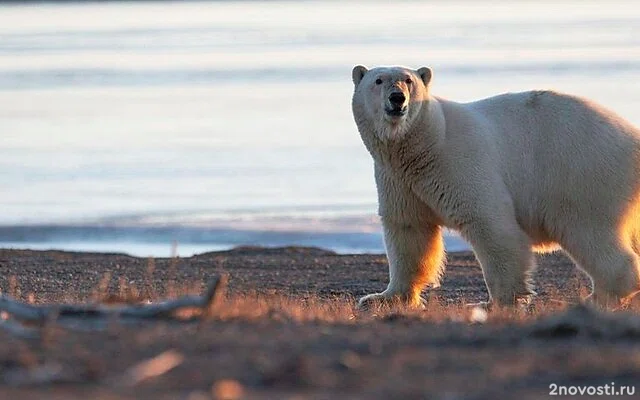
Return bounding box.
[212,379,244,400]
[339,350,362,369]
[469,306,488,324]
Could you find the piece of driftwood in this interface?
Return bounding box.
[0,274,228,335]
[0,319,40,339]
[3,362,76,386]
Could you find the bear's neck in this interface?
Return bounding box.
[369,96,446,163]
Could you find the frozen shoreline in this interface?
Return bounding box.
[0,223,471,257]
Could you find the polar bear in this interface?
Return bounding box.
[351,65,640,309]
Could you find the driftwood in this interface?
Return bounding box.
[0,274,228,337]
[0,318,40,339]
[3,362,79,386]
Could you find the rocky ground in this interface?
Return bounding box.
[0,247,639,399]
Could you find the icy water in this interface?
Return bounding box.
[2,0,640,256]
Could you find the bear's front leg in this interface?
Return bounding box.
[358,220,445,310]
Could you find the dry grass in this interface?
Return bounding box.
[211,291,596,326]
[3,251,638,329]
[3,267,639,331]
[78,272,594,326]
[0,262,607,328]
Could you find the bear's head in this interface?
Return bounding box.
[352,65,432,141]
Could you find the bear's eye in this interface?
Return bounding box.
[405,78,412,84]
[375,78,383,85]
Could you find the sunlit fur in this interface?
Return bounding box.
[352,65,640,309]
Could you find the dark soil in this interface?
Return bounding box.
[0,247,638,400]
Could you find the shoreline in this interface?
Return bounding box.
[0,224,471,258]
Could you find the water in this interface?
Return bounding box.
[1,0,640,257]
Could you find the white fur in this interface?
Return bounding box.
[352,65,640,308]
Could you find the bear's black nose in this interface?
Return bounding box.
[388,92,406,107]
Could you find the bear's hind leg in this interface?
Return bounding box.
[358,221,445,310]
[562,231,640,308]
[464,221,536,307]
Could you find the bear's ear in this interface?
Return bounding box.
[352,65,368,86]
[417,67,433,86]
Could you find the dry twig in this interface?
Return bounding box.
[0,275,228,336]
